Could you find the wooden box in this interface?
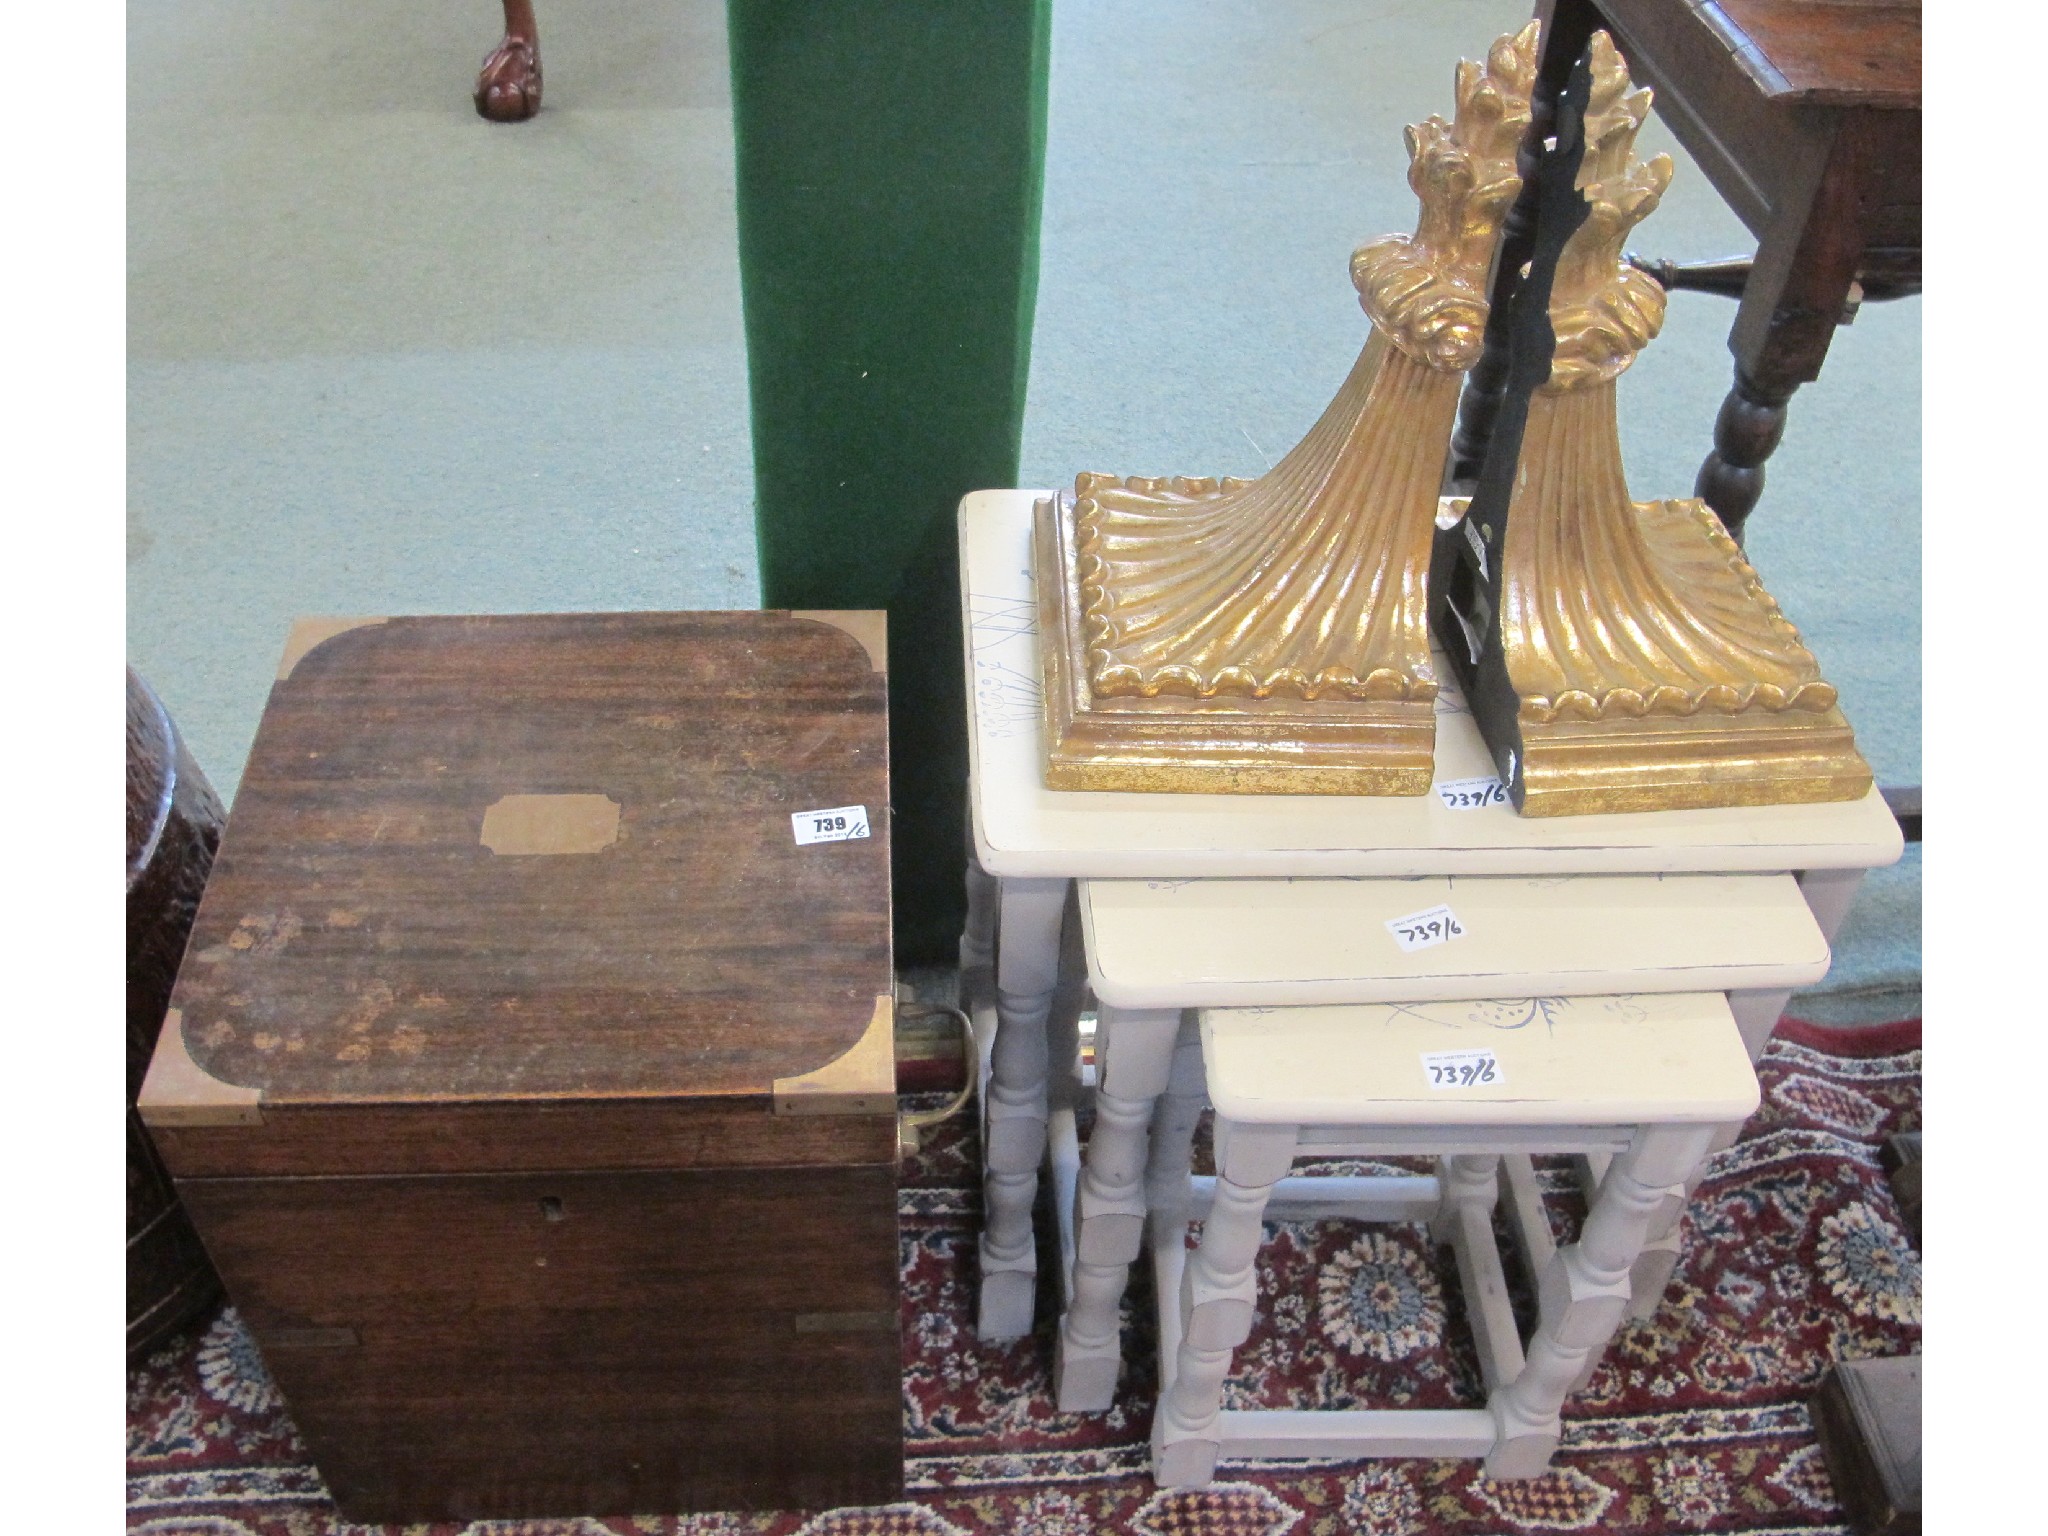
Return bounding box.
[138,611,902,1523]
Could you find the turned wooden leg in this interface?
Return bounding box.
[1145,1016,1207,1219]
[1605,977,1800,1329]
[1693,366,1797,540]
[1429,1152,1501,1247]
[1573,987,1786,1331]
[1692,112,1887,539]
[1435,1153,1527,1392]
[476,0,543,122]
[1055,1004,1180,1411]
[1487,1124,1715,1477]
[958,852,999,1021]
[1152,1119,1296,1488]
[1572,1129,1732,1336]
[977,876,1067,1339]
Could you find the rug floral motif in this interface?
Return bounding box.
[128,1017,1920,1535]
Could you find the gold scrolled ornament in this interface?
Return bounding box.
[1430,32,1872,815]
[1034,26,1541,793]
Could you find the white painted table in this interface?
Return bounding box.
[1146,994,1760,1485]
[1053,872,1826,1409]
[957,488,1903,1339]
[1080,870,1830,1009]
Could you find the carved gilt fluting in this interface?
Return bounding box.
[1432,33,1871,815]
[1034,26,1541,794]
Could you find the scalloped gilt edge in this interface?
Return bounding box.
[1516,500,1838,724]
[1071,474,1436,703]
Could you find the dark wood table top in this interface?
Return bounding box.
[1574,0,1920,245]
[1607,0,1920,106]
[1707,0,1919,105]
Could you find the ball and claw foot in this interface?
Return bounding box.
[475,37,542,122]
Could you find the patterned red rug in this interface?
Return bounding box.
[128,1016,1921,1536]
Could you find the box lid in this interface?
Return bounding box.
[140,612,893,1160]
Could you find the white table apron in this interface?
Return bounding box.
[957,489,1903,1340]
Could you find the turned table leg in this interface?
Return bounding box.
[1152,1120,1297,1487]
[977,876,1068,1339]
[1600,984,1794,1326]
[1487,1123,1714,1477]
[1055,1004,1180,1411]
[959,852,1000,1020]
[1146,1016,1208,1221]
[1616,861,1870,1322]
[1693,117,1880,539]
[1430,1153,1502,1248]
[1694,364,1799,540]
[476,0,543,122]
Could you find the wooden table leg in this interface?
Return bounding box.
[1625,991,1780,1320]
[1434,1155,1526,1393]
[1486,1123,1714,1478]
[1578,1115,1749,1327]
[977,876,1067,1339]
[1626,902,1867,1323]
[1626,962,1846,1323]
[1055,1004,1179,1411]
[1152,1120,1297,1488]
[1145,1017,1207,1221]
[475,0,542,123]
[959,852,1000,1019]
[1692,118,1876,540]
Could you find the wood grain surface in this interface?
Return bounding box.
[1702,0,1920,105]
[148,1096,899,1179]
[156,612,891,1107]
[181,1165,905,1520]
[142,612,903,1518]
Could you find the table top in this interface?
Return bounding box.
[1081,870,1828,1009]
[1654,0,1921,108]
[961,490,1902,879]
[1201,991,1759,1127]
[145,612,893,1114]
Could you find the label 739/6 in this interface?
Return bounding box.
[792,805,871,845]
[1435,775,1507,811]
[1385,903,1465,952]
[1421,1049,1503,1090]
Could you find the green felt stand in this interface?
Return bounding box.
[729,0,1052,962]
